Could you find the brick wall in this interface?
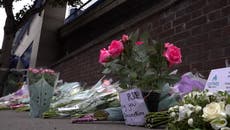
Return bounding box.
[53,0,230,85]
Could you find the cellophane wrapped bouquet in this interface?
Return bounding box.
[27,68,58,118]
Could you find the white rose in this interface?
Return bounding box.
[211,118,228,130]
[187,118,193,127]
[202,102,226,121]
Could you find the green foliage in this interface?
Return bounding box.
[3,71,23,96]
[102,30,179,91]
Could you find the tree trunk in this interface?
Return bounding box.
[0,31,15,96]
[0,0,16,96]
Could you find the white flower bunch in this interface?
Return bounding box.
[167,91,230,130]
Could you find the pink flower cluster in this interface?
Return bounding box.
[99,33,182,67]
[163,42,182,67]
[28,68,55,74]
[99,34,145,64]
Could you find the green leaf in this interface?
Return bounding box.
[129,71,137,79]
[102,68,111,74]
[130,29,139,43]
[140,31,150,44]
[143,69,155,77]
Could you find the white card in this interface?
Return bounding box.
[205,67,230,93]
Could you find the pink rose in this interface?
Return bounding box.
[99,48,111,64]
[47,69,55,74]
[135,41,144,45]
[108,40,124,58]
[31,68,39,74]
[163,42,182,67]
[122,34,129,43]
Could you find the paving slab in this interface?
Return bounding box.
[0,110,162,130]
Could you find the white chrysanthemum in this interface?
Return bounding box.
[195,106,202,112]
[169,107,174,112]
[187,118,193,127]
[170,112,176,117]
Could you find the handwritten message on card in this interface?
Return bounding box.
[119,88,149,126]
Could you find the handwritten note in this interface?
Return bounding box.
[119,88,149,126]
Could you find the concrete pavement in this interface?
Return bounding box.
[0,110,162,130]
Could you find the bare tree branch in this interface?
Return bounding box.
[15,0,48,31]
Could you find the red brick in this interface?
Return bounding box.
[191,25,203,36]
[178,65,190,75]
[191,9,203,19]
[175,24,186,33]
[203,18,228,31]
[208,29,222,39]
[187,52,209,64]
[206,37,230,50]
[152,26,163,39]
[159,29,174,39]
[203,59,226,70]
[222,26,230,37]
[171,31,190,41]
[190,63,204,73]
[186,33,209,45]
[176,8,187,18]
[208,10,221,21]
[186,0,207,12]
[224,46,230,56]
[163,22,172,30]
[187,16,207,29]
[191,44,206,53]
[173,14,191,26]
[182,47,190,56]
[204,0,228,14]
[208,48,225,60]
[160,13,175,25]
[222,5,230,16]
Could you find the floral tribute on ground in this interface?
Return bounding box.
[28,68,58,118]
[28,68,57,87]
[99,30,182,91]
[99,30,183,126]
[145,91,230,130]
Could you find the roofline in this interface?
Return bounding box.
[58,0,127,38]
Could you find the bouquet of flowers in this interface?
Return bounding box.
[146,91,230,130]
[28,68,57,87]
[99,30,182,91]
[27,68,58,118]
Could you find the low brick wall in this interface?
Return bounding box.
[53,0,230,85]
